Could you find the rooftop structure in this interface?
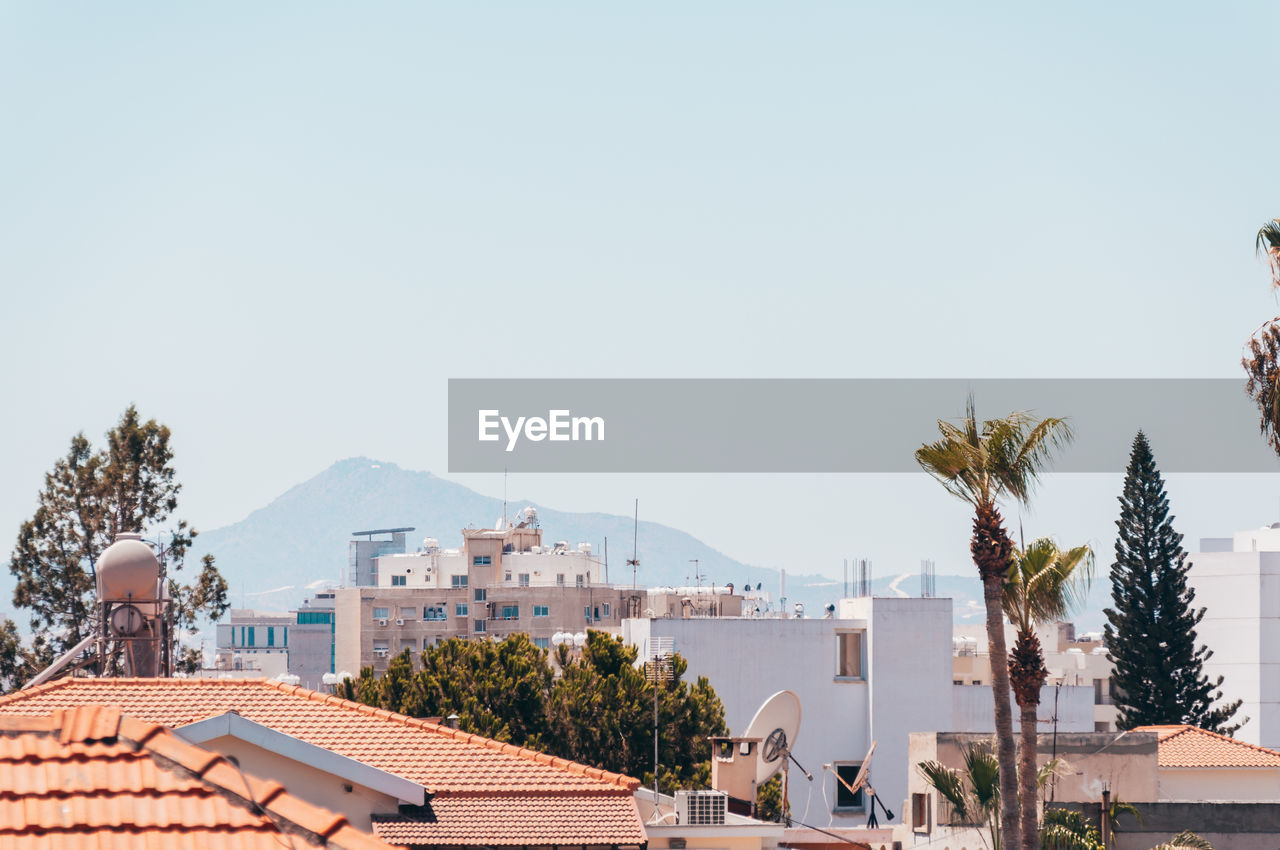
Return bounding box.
[0,677,647,847]
[0,704,387,849]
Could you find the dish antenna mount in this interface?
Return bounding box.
[826,741,895,827]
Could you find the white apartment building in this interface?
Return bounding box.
[623,596,954,828]
[1187,524,1280,748]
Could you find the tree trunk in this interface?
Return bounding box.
[1019,699,1039,850]
[972,502,1020,850]
[1010,629,1048,850]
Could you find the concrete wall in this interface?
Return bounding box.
[951,684,1094,734]
[199,733,400,832]
[1051,801,1280,850]
[1158,767,1280,802]
[1186,542,1280,748]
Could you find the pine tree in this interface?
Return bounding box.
[1103,431,1243,734]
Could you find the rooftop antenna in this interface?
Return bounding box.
[627,499,640,589]
[689,559,702,590]
[921,559,936,598]
[503,468,508,528]
[645,636,674,816]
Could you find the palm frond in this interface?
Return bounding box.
[1004,538,1094,631]
[1258,220,1280,288]
[1153,831,1213,850]
[1040,809,1101,850]
[917,759,972,824]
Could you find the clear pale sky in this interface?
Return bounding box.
[3,3,1280,590]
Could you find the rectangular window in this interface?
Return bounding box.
[534,637,550,649]
[501,605,520,620]
[533,605,549,618]
[1095,678,1115,706]
[518,573,530,587]
[474,588,487,602]
[247,627,255,647]
[474,620,487,633]
[584,606,592,621]
[836,632,864,679]
[603,602,611,618]
[399,607,416,619]
[576,574,585,587]
[912,793,929,831]
[267,627,275,647]
[401,639,417,653]
[424,605,448,622]
[373,607,390,620]
[473,555,491,566]
[504,571,512,582]
[456,603,469,616]
[391,574,407,586]
[835,764,865,810]
[556,574,565,586]
[452,574,469,588]
[239,626,245,647]
[282,627,287,648]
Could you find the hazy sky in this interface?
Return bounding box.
[3,3,1280,591]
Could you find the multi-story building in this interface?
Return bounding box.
[334,518,650,675]
[348,527,413,587]
[288,590,338,689]
[214,609,293,676]
[1187,524,1280,748]
[952,620,1118,732]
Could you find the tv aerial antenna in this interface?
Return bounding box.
[826,741,894,827]
[627,499,640,588]
[645,636,674,817]
[743,690,812,822]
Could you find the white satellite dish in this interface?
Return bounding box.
[742,689,802,785]
[847,740,877,797]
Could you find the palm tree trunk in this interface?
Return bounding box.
[1011,628,1049,850]
[972,502,1020,850]
[1019,700,1039,850]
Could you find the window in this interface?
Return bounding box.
[834,764,865,810]
[518,573,530,587]
[456,603,469,616]
[533,605,549,618]
[556,574,565,586]
[391,574,407,586]
[373,608,390,620]
[473,555,492,566]
[474,620,487,633]
[399,607,416,619]
[452,574,469,588]
[584,606,592,621]
[602,602,611,618]
[267,627,275,647]
[474,588,487,601]
[911,793,929,831]
[297,611,333,625]
[836,631,864,679]
[1095,678,1115,706]
[575,574,585,587]
[534,637,550,649]
[424,606,447,622]
[282,627,287,647]
[401,639,417,652]
[501,605,520,620]
[504,571,512,582]
[247,627,255,647]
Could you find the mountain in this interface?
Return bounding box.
[189,458,841,614]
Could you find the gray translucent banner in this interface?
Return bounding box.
[447,379,1278,473]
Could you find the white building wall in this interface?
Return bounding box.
[1187,533,1280,748]
[1158,767,1280,802]
[951,684,1094,734]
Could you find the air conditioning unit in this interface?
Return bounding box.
[374,648,389,657]
[395,618,405,626]
[378,619,388,627]
[675,790,727,825]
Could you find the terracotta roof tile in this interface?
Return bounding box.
[372,794,648,846]
[0,705,392,849]
[0,677,641,793]
[1135,724,1280,768]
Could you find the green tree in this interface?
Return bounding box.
[1258,219,1280,288]
[7,406,229,681]
[1102,432,1242,734]
[917,397,1073,850]
[1041,808,1101,850]
[919,743,1003,850]
[1005,538,1093,847]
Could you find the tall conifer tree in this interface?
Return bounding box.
[1103,431,1243,733]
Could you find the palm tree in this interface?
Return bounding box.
[1258,219,1280,288]
[917,397,1073,850]
[1005,539,1093,850]
[919,743,1003,850]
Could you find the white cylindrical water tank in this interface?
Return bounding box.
[96,533,160,600]
[573,632,587,647]
[577,542,592,555]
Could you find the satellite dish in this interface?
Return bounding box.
[847,741,877,797]
[742,689,802,785]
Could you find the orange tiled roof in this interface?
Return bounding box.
[1135,724,1280,768]
[371,795,647,846]
[0,677,640,794]
[0,704,390,849]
